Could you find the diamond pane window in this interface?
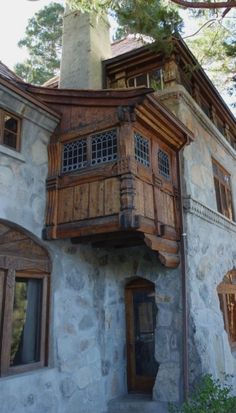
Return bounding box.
[134,132,150,167]
[91,129,117,166]
[158,149,170,180]
[62,139,87,173]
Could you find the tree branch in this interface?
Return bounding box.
[170,0,236,9]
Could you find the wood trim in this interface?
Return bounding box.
[0,268,15,376]
[0,76,61,120]
[125,279,156,393]
[0,109,21,152]
[0,222,51,377]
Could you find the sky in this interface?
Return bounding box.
[0,0,191,70]
[0,0,64,69]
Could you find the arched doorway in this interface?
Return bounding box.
[125,278,159,393]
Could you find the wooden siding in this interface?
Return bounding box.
[57,178,120,224]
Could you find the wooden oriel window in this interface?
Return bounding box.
[0,109,21,151]
[217,270,236,349]
[212,159,234,220]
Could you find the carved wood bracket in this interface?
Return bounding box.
[117,105,136,123]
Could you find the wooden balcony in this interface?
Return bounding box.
[29,87,193,268]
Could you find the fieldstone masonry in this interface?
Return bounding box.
[1,65,236,413]
[158,85,236,392]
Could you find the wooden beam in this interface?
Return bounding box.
[144,234,179,254]
[158,252,180,268]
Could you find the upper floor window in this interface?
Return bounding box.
[62,129,117,173]
[62,139,87,173]
[128,68,164,91]
[158,149,170,180]
[217,270,236,349]
[0,221,50,376]
[212,159,234,220]
[0,109,21,151]
[91,129,117,166]
[134,132,150,167]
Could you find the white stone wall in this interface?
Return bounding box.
[158,86,236,391]
[0,83,58,236]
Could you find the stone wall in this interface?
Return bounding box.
[0,83,183,411]
[158,86,236,391]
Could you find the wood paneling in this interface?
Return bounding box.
[104,178,120,215]
[144,183,155,219]
[58,187,74,223]
[154,187,175,227]
[89,181,104,217]
[135,180,145,216]
[74,184,89,220]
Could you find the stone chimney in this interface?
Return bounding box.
[59,9,112,89]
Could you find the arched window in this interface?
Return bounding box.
[217,269,236,349]
[0,220,51,376]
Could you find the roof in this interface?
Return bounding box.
[111,35,150,57]
[0,61,24,85]
[43,36,145,89]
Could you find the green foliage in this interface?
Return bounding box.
[169,375,236,413]
[14,2,64,85]
[115,0,183,54]
[185,13,236,108]
[68,0,183,54]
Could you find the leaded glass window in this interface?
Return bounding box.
[134,132,150,167]
[62,139,87,173]
[91,129,117,166]
[158,149,170,180]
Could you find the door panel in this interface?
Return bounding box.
[125,279,158,393]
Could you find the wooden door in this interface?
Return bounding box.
[125,278,159,393]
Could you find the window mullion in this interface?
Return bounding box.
[87,135,92,167]
[0,268,15,376]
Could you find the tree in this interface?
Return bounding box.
[185,10,236,107]
[15,2,64,85]
[67,0,236,12]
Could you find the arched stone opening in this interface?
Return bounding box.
[0,219,51,376]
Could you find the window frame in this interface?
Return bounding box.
[212,158,234,221]
[0,108,21,152]
[127,68,164,91]
[157,148,171,181]
[61,128,118,174]
[217,271,236,350]
[0,269,49,376]
[134,131,151,168]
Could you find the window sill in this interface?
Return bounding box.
[0,145,25,162]
[0,366,55,381]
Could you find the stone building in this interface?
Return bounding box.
[0,9,235,413]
